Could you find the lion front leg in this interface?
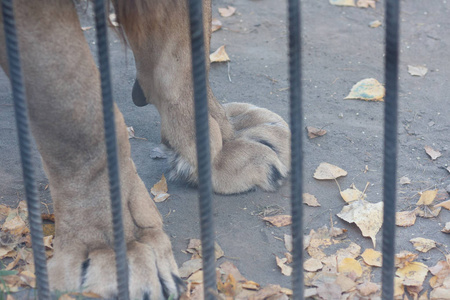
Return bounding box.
[117,0,291,194]
[0,1,181,298]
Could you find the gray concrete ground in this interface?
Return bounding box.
[0,0,449,296]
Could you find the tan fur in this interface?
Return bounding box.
[0,0,290,297]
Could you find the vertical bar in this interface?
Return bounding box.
[288,0,304,299]
[381,0,400,299]
[187,0,217,299]
[1,1,51,299]
[93,1,129,299]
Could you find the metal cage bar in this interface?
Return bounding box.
[287,0,305,299]
[381,0,400,299]
[93,1,130,299]
[187,0,217,299]
[1,0,51,299]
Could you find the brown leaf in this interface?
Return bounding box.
[338,258,363,278]
[303,193,321,207]
[218,6,236,17]
[340,184,366,203]
[18,270,36,288]
[336,242,361,262]
[416,189,438,206]
[178,258,202,278]
[249,284,283,300]
[275,256,292,276]
[263,215,292,227]
[416,205,441,218]
[211,18,222,32]
[0,246,16,259]
[220,261,246,282]
[242,281,260,291]
[151,174,170,203]
[424,146,441,160]
[210,45,230,63]
[396,210,417,227]
[283,234,292,252]
[42,223,55,237]
[306,126,327,139]
[41,213,55,222]
[217,274,237,297]
[335,274,357,292]
[316,282,342,299]
[43,235,53,249]
[313,162,347,180]
[436,199,450,210]
[395,251,418,268]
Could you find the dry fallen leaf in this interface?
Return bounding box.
[306,126,327,139]
[329,0,355,6]
[178,258,202,278]
[442,222,450,233]
[416,205,441,218]
[337,200,383,247]
[424,146,441,160]
[369,20,382,28]
[284,234,292,252]
[275,256,292,276]
[357,281,380,296]
[396,262,428,287]
[211,18,222,32]
[356,0,376,8]
[127,126,135,139]
[396,210,417,227]
[151,174,170,203]
[410,237,437,253]
[340,184,366,203]
[217,274,237,297]
[435,199,450,210]
[242,281,260,290]
[303,193,321,207]
[395,251,418,268]
[2,215,29,237]
[41,213,55,222]
[361,248,382,267]
[416,189,438,206]
[220,261,246,282]
[81,26,93,31]
[109,13,119,27]
[336,242,361,262]
[400,176,411,185]
[210,45,230,63]
[313,162,347,180]
[338,258,363,278]
[43,235,53,249]
[408,65,428,77]
[218,6,236,17]
[304,258,323,272]
[345,78,385,101]
[263,215,292,227]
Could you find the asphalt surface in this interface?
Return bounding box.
[0,0,449,295]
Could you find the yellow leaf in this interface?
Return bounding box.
[369,20,382,28]
[396,262,428,286]
[0,246,15,259]
[345,78,385,101]
[18,270,36,288]
[187,270,203,283]
[329,0,355,6]
[336,242,361,262]
[356,0,376,8]
[303,193,321,207]
[337,200,383,247]
[263,215,292,227]
[43,235,53,249]
[210,45,230,63]
[357,281,380,296]
[410,237,437,253]
[303,258,323,272]
[313,162,347,180]
[338,257,363,278]
[436,200,450,210]
[394,277,405,298]
[218,6,236,17]
[396,210,417,227]
[395,251,418,268]
[361,248,382,267]
[275,256,292,276]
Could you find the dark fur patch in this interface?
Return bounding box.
[143,292,150,300]
[80,258,90,287]
[132,79,148,107]
[269,165,283,187]
[173,273,186,295]
[256,139,277,153]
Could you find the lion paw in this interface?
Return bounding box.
[48,230,183,300]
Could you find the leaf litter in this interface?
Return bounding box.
[345,78,385,101]
[150,174,170,203]
[210,45,230,63]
